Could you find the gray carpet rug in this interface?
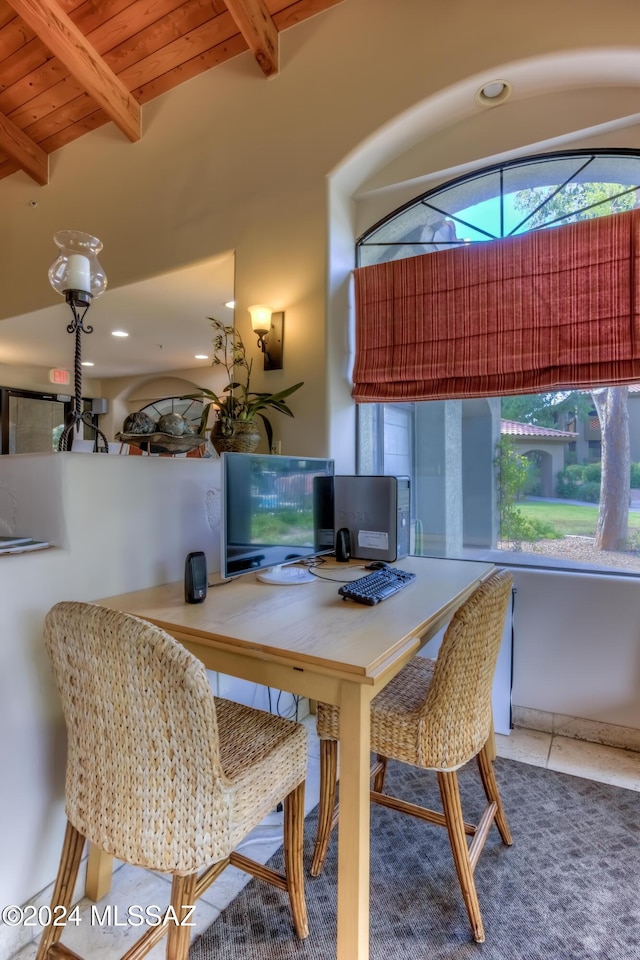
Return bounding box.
[189,757,640,959]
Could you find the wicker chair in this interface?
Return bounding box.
[311,569,513,944]
[38,601,309,960]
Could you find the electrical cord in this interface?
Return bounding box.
[266,686,301,719]
[274,689,300,719]
[299,555,365,582]
[308,566,370,583]
[298,556,328,569]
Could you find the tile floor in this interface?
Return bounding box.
[10,719,640,960]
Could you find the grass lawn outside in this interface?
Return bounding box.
[517,499,640,538]
[500,498,640,572]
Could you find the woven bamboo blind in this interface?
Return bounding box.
[352,207,640,401]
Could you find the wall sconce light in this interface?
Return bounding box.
[48,229,110,451]
[248,304,285,371]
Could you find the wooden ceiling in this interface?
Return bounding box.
[0,0,344,186]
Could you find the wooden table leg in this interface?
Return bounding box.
[336,681,371,960]
[85,843,113,901]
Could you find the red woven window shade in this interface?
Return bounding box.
[352,208,640,402]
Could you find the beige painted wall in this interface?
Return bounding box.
[2,0,640,463]
[2,0,640,939]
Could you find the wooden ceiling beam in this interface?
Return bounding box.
[4,0,140,142]
[224,0,279,77]
[0,109,48,184]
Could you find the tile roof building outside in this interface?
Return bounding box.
[501,419,579,440]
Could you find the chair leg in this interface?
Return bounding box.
[283,780,309,938]
[165,873,197,960]
[310,738,338,877]
[437,771,485,943]
[476,743,512,846]
[372,753,388,793]
[36,820,85,960]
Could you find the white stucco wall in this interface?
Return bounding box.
[511,568,640,729]
[0,454,221,923]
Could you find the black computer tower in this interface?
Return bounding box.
[334,475,410,562]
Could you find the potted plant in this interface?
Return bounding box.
[183,317,303,454]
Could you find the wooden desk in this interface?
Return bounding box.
[95,555,493,960]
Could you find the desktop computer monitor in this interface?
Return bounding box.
[221,452,335,584]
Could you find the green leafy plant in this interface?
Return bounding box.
[580,480,601,503]
[182,317,303,450]
[557,462,605,502]
[556,464,586,499]
[583,462,602,483]
[495,438,562,543]
[495,437,536,544]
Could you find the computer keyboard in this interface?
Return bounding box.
[338,567,416,605]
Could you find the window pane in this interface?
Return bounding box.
[358,389,640,575]
[420,170,502,232]
[356,150,640,575]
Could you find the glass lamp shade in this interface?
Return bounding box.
[248,303,272,335]
[48,230,107,301]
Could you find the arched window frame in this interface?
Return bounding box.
[356,148,640,267]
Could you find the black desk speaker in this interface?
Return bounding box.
[185,551,207,603]
[335,527,351,562]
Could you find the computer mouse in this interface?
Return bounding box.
[365,560,390,570]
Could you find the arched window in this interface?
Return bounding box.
[357,149,640,266]
[356,149,640,575]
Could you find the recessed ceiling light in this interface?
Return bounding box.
[111,330,129,338]
[195,354,209,360]
[475,79,512,107]
[81,361,95,367]
[224,300,235,309]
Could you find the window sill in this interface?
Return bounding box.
[444,546,640,579]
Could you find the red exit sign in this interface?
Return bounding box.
[49,368,70,386]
